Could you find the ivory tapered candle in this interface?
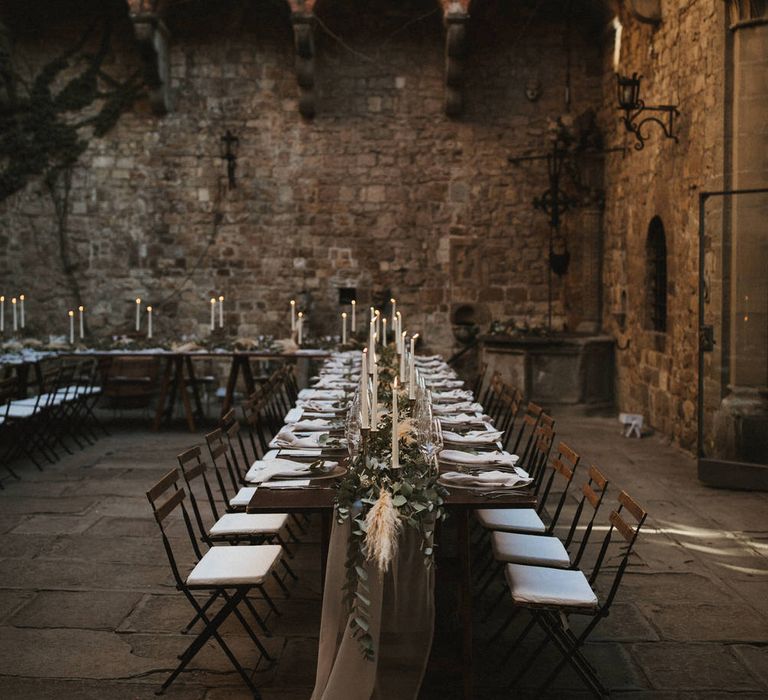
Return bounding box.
[368,320,376,371]
[218,296,224,329]
[78,306,84,339]
[341,312,347,345]
[400,333,407,382]
[360,349,369,429]
[290,300,296,331]
[382,317,387,346]
[409,334,419,400]
[351,300,356,331]
[210,298,216,330]
[370,357,378,432]
[391,377,399,468]
[12,297,17,331]
[147,306,153,339]
[1,296,5,333]
[375,310,381,339]
[390,298,396,332]
[297,312,303,345]
[135,298,141,331]
[68,310,75,344]
[396,312,402,353]
[19,294,25,328]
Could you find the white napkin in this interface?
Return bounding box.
[439,470,531,489]
[432,401,484,415]
[442,429,503,445]
[298,388,345,400]
[246,458,338,483]
[297,399,341,412]
[437,412,486,426]
[270,429,327,449]
[284,407,303,423]
[287,419,333,432]
[432,389,474,402]
[425,379,465,388]
[439,449,520,467]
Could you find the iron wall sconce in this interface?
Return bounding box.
[220,130,239,188]
[617,73,679,150]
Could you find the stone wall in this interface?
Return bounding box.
[0,0,603,350]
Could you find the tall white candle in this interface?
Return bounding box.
[78,305,84,339]
[210,297,216,330]
[370,306,375,324]
[409,334,419,400]
[351,300,356,332]
[382,317,387,346]
[218,295,224,329]
[370,357,378,432]
[375,310,381,339]
[147,306,153,339]
[291,299,296,331]
[400,334,407,382]
[135,298,141,332]
[390,298,396,331]
[68,310,75,344]
[391,377,399,468]
[297,312,303,345]
[12,297,17,331]
[1,296,5,333]
[360,349,369,429]
[19,294,25,328]
[368,320,375,372]
[396,312,402,353]
[342,312,347,345]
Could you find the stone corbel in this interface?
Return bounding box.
[444,10,468,117]
[130,13,172,115]
[291,12,316,119]
[628,0,662,24]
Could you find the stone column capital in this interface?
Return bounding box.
[725,0,768,29]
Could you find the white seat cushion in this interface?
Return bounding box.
[209,512,288,537]
[229,487,258,508]
[186,544,282,587]
[476,508,546,534]
[505,563,598,609]
[492,531,570,568]
[6,402,40,417]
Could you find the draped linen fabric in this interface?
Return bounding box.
[312,513,435,700]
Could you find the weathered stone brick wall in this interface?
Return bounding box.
[598,0,727,449]
[0,0,602,349]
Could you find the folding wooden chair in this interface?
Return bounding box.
[146,469,279,696]
[500,491,647,698]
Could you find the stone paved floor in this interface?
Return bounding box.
[0,412,767,699]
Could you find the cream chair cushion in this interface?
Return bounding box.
[209,512,287,537]
[476,508,546,533]
[491,531,570,568]
[187,544,282,586]
[505,563,598,608]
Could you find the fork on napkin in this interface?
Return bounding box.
[439,449,520,467]
[442,429,503,445]
[269,429,328,449]
[439,470,532,489]
[286,419,333,432]
[246,458,338,484]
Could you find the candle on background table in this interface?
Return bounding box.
[381,317,387,346]
[290,299,296,331]
[1,296,5,333]
[375,309,381,339]
[12,297,17,331]
[218,295,224,329]
[19,294,25,329]
[370,306,375,324]
[391,376,399,468]
[351,300,356,332]
[371,356,378,432]
[78,305,84,339]
[390,298,396,331]
[68,310,74,344]
[210,297,216,330]
[297,312,303,345]
[400,333,407,382]
[360,349,369,429]
[409,333,419,400]
[341,312,347,345]
[147,306,153,339]
[368,319,375,372]
[135,298,141,332]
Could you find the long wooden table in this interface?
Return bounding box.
[247,473,535,699]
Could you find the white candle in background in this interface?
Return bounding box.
[400,334,407,382]
[78,305,84,339]
[351,300,356,331]
[382,317,387,346]
[210,297,216,330]
[19,294,25,328]
[12,297,17,331]
[1,296,5,332]
[391,377,399,468]
[297,312,303,345]
[135,298,141,331]
[375,310,381,339]
[368,320,375,371]
[147,306,153,339]
[396,312,402,352]
[218,295,224,329]
[370,306,375,324]
[409,334,419,400]
[371,357,378,432]
[390,298,396,331]
[68,310,74,344]
[290,299,296,331]
[342,312,347,345]
[360,349,369,429]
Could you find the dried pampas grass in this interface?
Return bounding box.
[364,490,402,573]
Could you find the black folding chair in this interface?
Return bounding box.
[146,468,279,696]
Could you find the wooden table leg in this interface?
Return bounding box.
[152,357,173,431]
[178,357,196,433]
[457,508,473,700]
[221,355,241,416]
[241,357,256,398]
[184,356,205,419]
